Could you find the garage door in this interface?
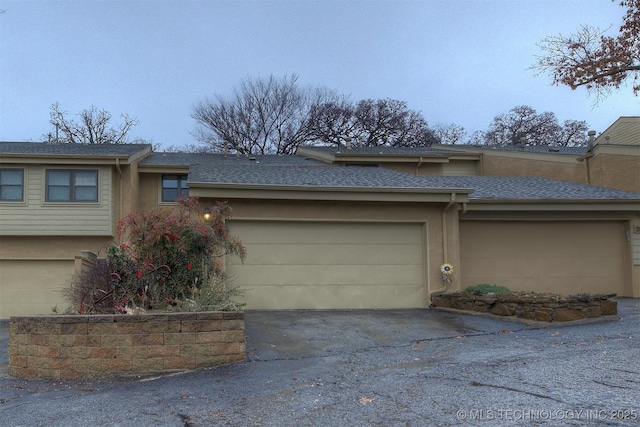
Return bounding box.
[460,221,627,296]
[0,260,73,318]
[226,221,427,309]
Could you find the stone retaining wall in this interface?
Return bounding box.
[431,292,617,322]
[8,311,245,380]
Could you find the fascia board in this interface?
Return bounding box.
[0,146,151,165]
[294,148,336,163]
[333,154,450,163]
[0,154,134,165]
[138,164,191,174]
[189,183,472,203]
[464,200,640,212]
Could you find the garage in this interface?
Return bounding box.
[0,260,73,318]
[460,221,627,296]
[226,220,427,309]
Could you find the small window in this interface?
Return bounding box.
[46,170,98,202]
[162,175,189,202]
[0,168,24,201]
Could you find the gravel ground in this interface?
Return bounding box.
[1,299,638,427]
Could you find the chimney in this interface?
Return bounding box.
[587,130,596,151]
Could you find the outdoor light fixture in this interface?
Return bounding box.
[203,207,212,221]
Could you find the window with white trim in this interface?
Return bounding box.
[0,168,24,201]
[46,169,98,202]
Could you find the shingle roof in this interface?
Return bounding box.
[416,176,640,200]
[189,162,468,189]
[147,152,640,201]
[0,142,151,156]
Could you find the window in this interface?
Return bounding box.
[162,175,189,202]
[46,170,98,202]
[0,168,24,201]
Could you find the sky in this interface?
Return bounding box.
[0,0,638,150]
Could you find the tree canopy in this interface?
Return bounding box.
[46,103,142,144]
[471,106,589,147]
[532,0,640,101]
[192,74,438,154]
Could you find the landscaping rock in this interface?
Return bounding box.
[553,308,587,322]
[431,292,617,323]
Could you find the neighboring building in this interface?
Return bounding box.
[1,117,639,318]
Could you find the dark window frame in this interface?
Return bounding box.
[45,169,99,202]
[0,168,25,202]
[161,174,189,202]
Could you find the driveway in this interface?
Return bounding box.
[1,300,639,426]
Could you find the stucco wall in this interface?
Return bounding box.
[588,153,640,193]
[481,154,586,183]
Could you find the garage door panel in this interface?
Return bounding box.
[232,264,424,287]
[227,221,426,309]
[0,260,72,318]
[461,221,626,295]
[230,243,423,266]
[235,222,421,245]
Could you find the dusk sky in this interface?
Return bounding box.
[1,0,637,149]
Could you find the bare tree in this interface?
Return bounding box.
[481,105,588,147]
[308,98,438,148]
[532,0,640,101]
[556,119,589,146]
[354,99,438,147]
[307,96,358,147]
[47,103,140,144]
[193,74,326,155]
[434,123,467,145]
[193,75,439,154]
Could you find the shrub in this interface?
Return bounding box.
[69,197,246,314]
[464,284,511,295]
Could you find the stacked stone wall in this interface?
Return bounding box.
[432,293,617,322]
[8,311,245,380]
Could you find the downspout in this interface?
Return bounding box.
[415,156,423,176]
[430,193,457,299]
[115,158,123,219]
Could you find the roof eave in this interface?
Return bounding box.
[465,199,640,211]
[188,182,472,203]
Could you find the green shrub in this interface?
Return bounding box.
[464,284,511,295]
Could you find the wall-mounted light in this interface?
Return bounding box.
[203,207,212,221]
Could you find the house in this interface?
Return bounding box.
[1,119,639,318]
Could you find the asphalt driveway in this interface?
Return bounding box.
[1,300,639,426]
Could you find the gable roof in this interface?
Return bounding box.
[594,116,640,146]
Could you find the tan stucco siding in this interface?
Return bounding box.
[0,165,114,236]
[587,153,640,193]
[0,259,73,318]
[442,160,478,176]
[380,163,444,176]
[460,221,629,296]
[481,155,585,183]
